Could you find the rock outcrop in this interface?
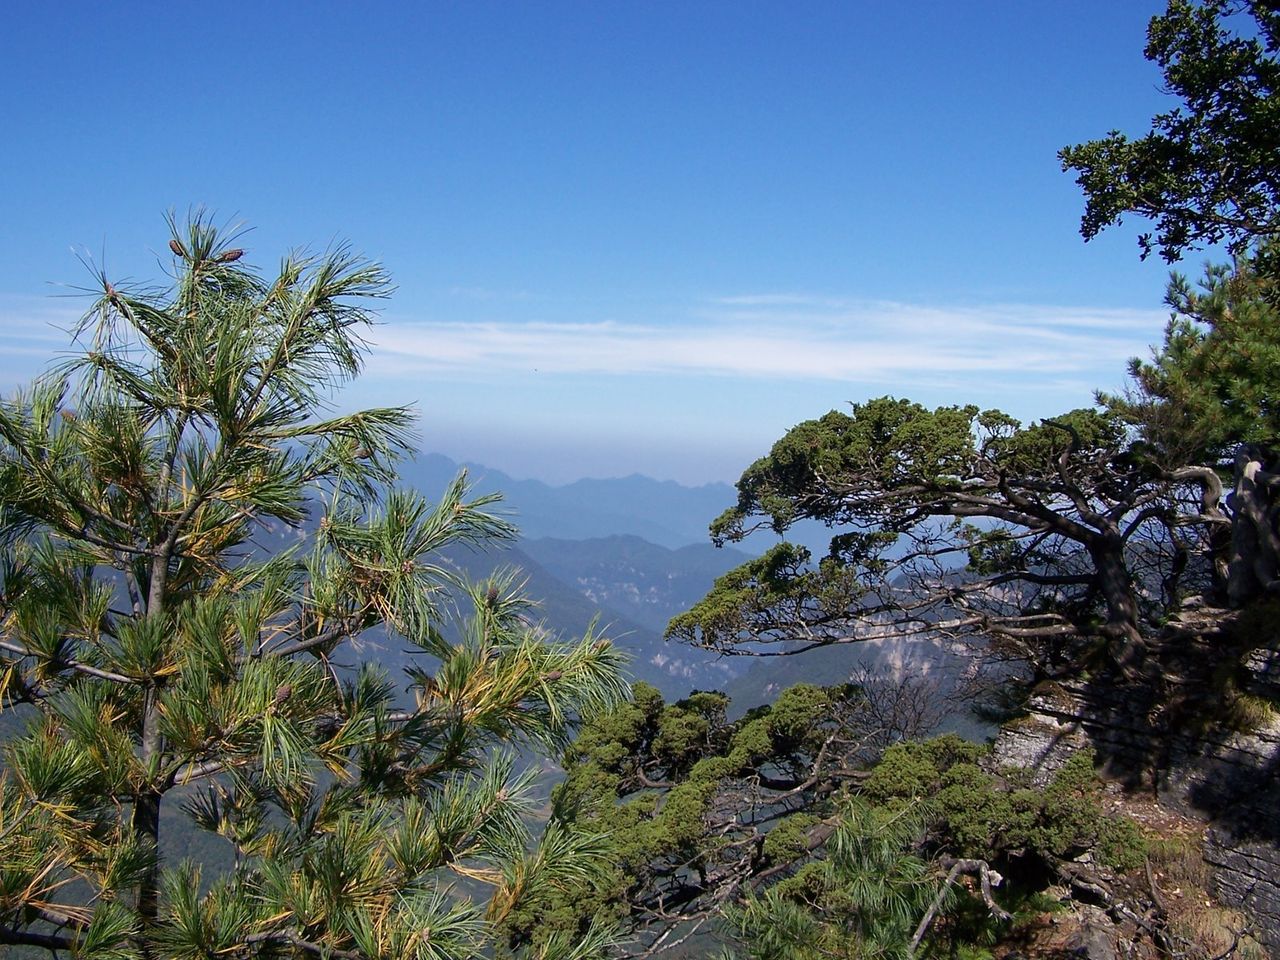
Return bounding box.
[989,640,1280,956]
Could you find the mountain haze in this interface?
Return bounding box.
[402,460,979,706]
[520,534,752,634]
[400,453,737,548]
[440,539,739,695]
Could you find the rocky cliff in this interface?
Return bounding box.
[990,637,1280,956]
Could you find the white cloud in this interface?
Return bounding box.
[0,291,1165,395]
[367,297,1164,385]
[0,297,83,337]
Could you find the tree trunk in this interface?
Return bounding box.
[1227,448,1280,606]
[134,526,172,932]
[132,784,161,924]
[1172,464,1232,600]
[1090,539,1146,672]
[134,685,164,927]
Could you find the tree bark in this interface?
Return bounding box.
[134,685,163,926]
[1090,538,1146,670]
[1227,449,1280,606]
[1172,464,1232,599]
[135,549,171,929]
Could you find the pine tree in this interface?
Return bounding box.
[725,799,937,960]
[0,214,628,959]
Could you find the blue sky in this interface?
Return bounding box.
[2,2,1196,484]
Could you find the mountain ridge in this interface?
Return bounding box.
[399,453,737,549]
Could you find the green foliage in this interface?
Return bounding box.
[0,215,629,960]
[761,813,823,865]
[705,401,1132,549]
[653,690,730,776]
[708,399,983,544]
[666,542,866,656]
[504,680,887,956]
[868,740,1146,872]
[864,735,988,803]
[512,679,1154,960]
[1060,0,1280,262]
[1105,243,1280,465]
[1096,815,1149,873]
[726,798,937,960]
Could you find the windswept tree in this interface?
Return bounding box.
[666,399,1206,678]
[0,215,628,959]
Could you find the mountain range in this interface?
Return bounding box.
[398,453,739,549]
[397,456,985,727]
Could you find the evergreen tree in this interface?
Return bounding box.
[724,799,936,960]
[0,214,628,959]
[1062,0,1280,609]
[1060,0,1280,263]
[1101,241,1280,607]
[665,399,1185,676]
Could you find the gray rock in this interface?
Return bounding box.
[990,660,1280,957]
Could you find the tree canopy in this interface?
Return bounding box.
[506,683,1147,960]
[0,215,628,960]
[1060,0,1280,262]
[666,397,1207,678]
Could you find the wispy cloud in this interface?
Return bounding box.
[0,297,90,384]
[0,296,84,336]
[0,292,1165,393]
[368,297,1164,384]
